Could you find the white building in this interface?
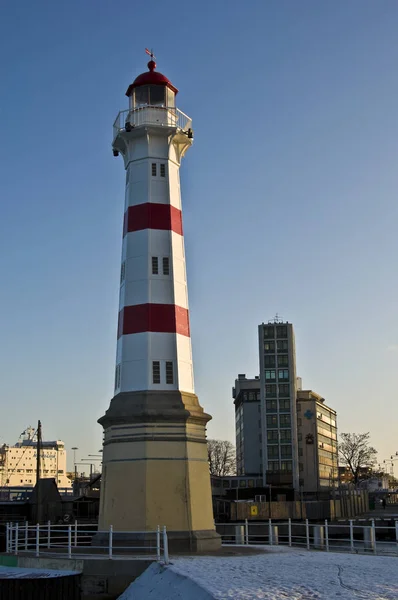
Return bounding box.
[0,427,72,488]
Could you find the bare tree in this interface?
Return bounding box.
[339,432,377,485]
[207,439,236,477]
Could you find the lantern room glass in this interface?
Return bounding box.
[132,85,175,108]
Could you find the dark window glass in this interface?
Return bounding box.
[149,85,165,106]
[279,399,290,411]
[160,163,166,177]
[281,460,292,472]
[134,85,149,106]
[276,326,288,339]
[120,262,125,284]
[266,415,278,428]
[281,445,292,458]
[277,340,289,352]
[267,445,279,458]
[264,341,275,353]
[166,361,174,384]
[278,355,289,367]
[265,384,277,397]
[162,256,170,275]
[279,384,290,397]
[264,355,276,367]
[280,414,291,428]
[152,256,159,274]
[265,370,276,381]
[266,399,277,412]
[280,429,291,442]
[152,361,161,384]
[267,430,279,442]
[263,326,275,339]
[151,163,157,176]
[267,461,279,472]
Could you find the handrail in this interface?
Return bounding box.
[113,106,192,141]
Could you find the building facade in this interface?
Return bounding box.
[233,375,261,475]
[259,320,299,490]
[0,427,71,488]
[297,390,338,492]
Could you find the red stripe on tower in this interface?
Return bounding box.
[123,203,183,236]
[117,304,190,338]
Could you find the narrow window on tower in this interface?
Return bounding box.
[162,257,170,275]
[152,361,161,384]
[165,361,174,384]
[151,163,157,177]
[160,163,166,177]
[114,364,121,391]
[152,256,159,275]
[120,261,125,284]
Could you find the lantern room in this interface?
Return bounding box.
[126,60,178,110]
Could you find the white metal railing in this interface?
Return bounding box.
[216,518,398,556]
[113,106,192,141]
[6,521,169,564]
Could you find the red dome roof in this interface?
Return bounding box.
[126,61,178,97]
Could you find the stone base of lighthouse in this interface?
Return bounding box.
[95,390,221,553]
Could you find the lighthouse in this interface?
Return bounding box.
[97,55,220,552]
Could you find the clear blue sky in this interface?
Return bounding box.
[1,1,398,472]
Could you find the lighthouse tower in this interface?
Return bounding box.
[98,56,220,552]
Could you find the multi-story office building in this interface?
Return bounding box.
[258,320,299,490]
[296,390,338,491]
[233,375,261,475]
[0,427,72,488]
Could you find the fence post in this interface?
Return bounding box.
[268,519,273,545]
[25,521,29,551]
[109,525,113,560]
[6,523,9,553]
[349,520,354,553]
[68,525,72,559]
[36,523,40,558]
[372,519,376,555]
[288,518,292,547]
[15,522,19,555]
[156,526,161,561]
[163,526,169,565]
[47,520,51,549]
[74,520,78,547]
[245,519,249,545]
[305,519,310,550]
[325,519,329,552]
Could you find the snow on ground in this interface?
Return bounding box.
[121,546,398,599]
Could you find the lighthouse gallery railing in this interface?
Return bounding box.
[113,106,192,141]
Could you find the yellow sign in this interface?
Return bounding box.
[250,505,258,516]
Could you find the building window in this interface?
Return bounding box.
[266,415,278,428]
[265,370,276,381]
[281,461,292,472]
[265,384,277,397]
[280,414,291,428]
[152,256,159,275]
[152,361,161,384]
[297,418,302,426]
[279,398,290,411]
[281,445,292,458]
[162,257,170,275]
[114,364,121,391]
[266,399,277,412]
[267,445,279,458]
[267,430,279,442]
[280,429,291,442]
[267,461,279,472]
[277,355,288,367]
[298,448,303,457]
[120,261,125,284]
[263,326,274,339]
[278,369,289,381]
[276,326,287,339]
[160,163,166,177]
[277,340,288,352]
[151,163,157,176]
[264,355,276,367]
[299,462,304,472]
[264,341,275,353]
[165,361,174,384]
[298,433,302,442]
[279,384,290,396]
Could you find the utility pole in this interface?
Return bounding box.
[36,420,42,523]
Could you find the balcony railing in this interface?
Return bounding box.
[113,106,192,142]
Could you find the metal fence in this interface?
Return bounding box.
[113,107,192,141]
[216,519,398,556]
[6,522,169,564]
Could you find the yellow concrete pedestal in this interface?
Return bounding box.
[97,390,221,552]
